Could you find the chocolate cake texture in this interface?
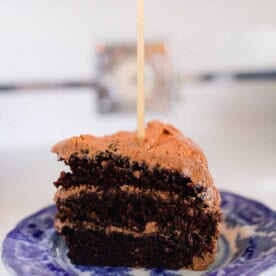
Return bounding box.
[52,121,222,270]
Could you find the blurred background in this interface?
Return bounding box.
[0,1,276,272]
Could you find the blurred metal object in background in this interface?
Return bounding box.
[96,42,171,113]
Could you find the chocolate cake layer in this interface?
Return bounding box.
[54,152,203,197]
[55,186,216,235]
[61,228,215,269]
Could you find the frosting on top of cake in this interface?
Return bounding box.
[52,120,220,207]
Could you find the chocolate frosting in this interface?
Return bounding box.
[52,120,221,209]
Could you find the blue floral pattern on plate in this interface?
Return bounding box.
[2,191,276,276]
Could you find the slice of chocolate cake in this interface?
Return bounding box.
[52,121,222,270]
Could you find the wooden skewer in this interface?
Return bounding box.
[137,0,145,139]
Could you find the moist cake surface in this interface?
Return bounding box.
[52,120,222,270]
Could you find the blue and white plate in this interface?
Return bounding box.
[2,191,276,276]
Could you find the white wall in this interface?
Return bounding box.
[0,0,276,82]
